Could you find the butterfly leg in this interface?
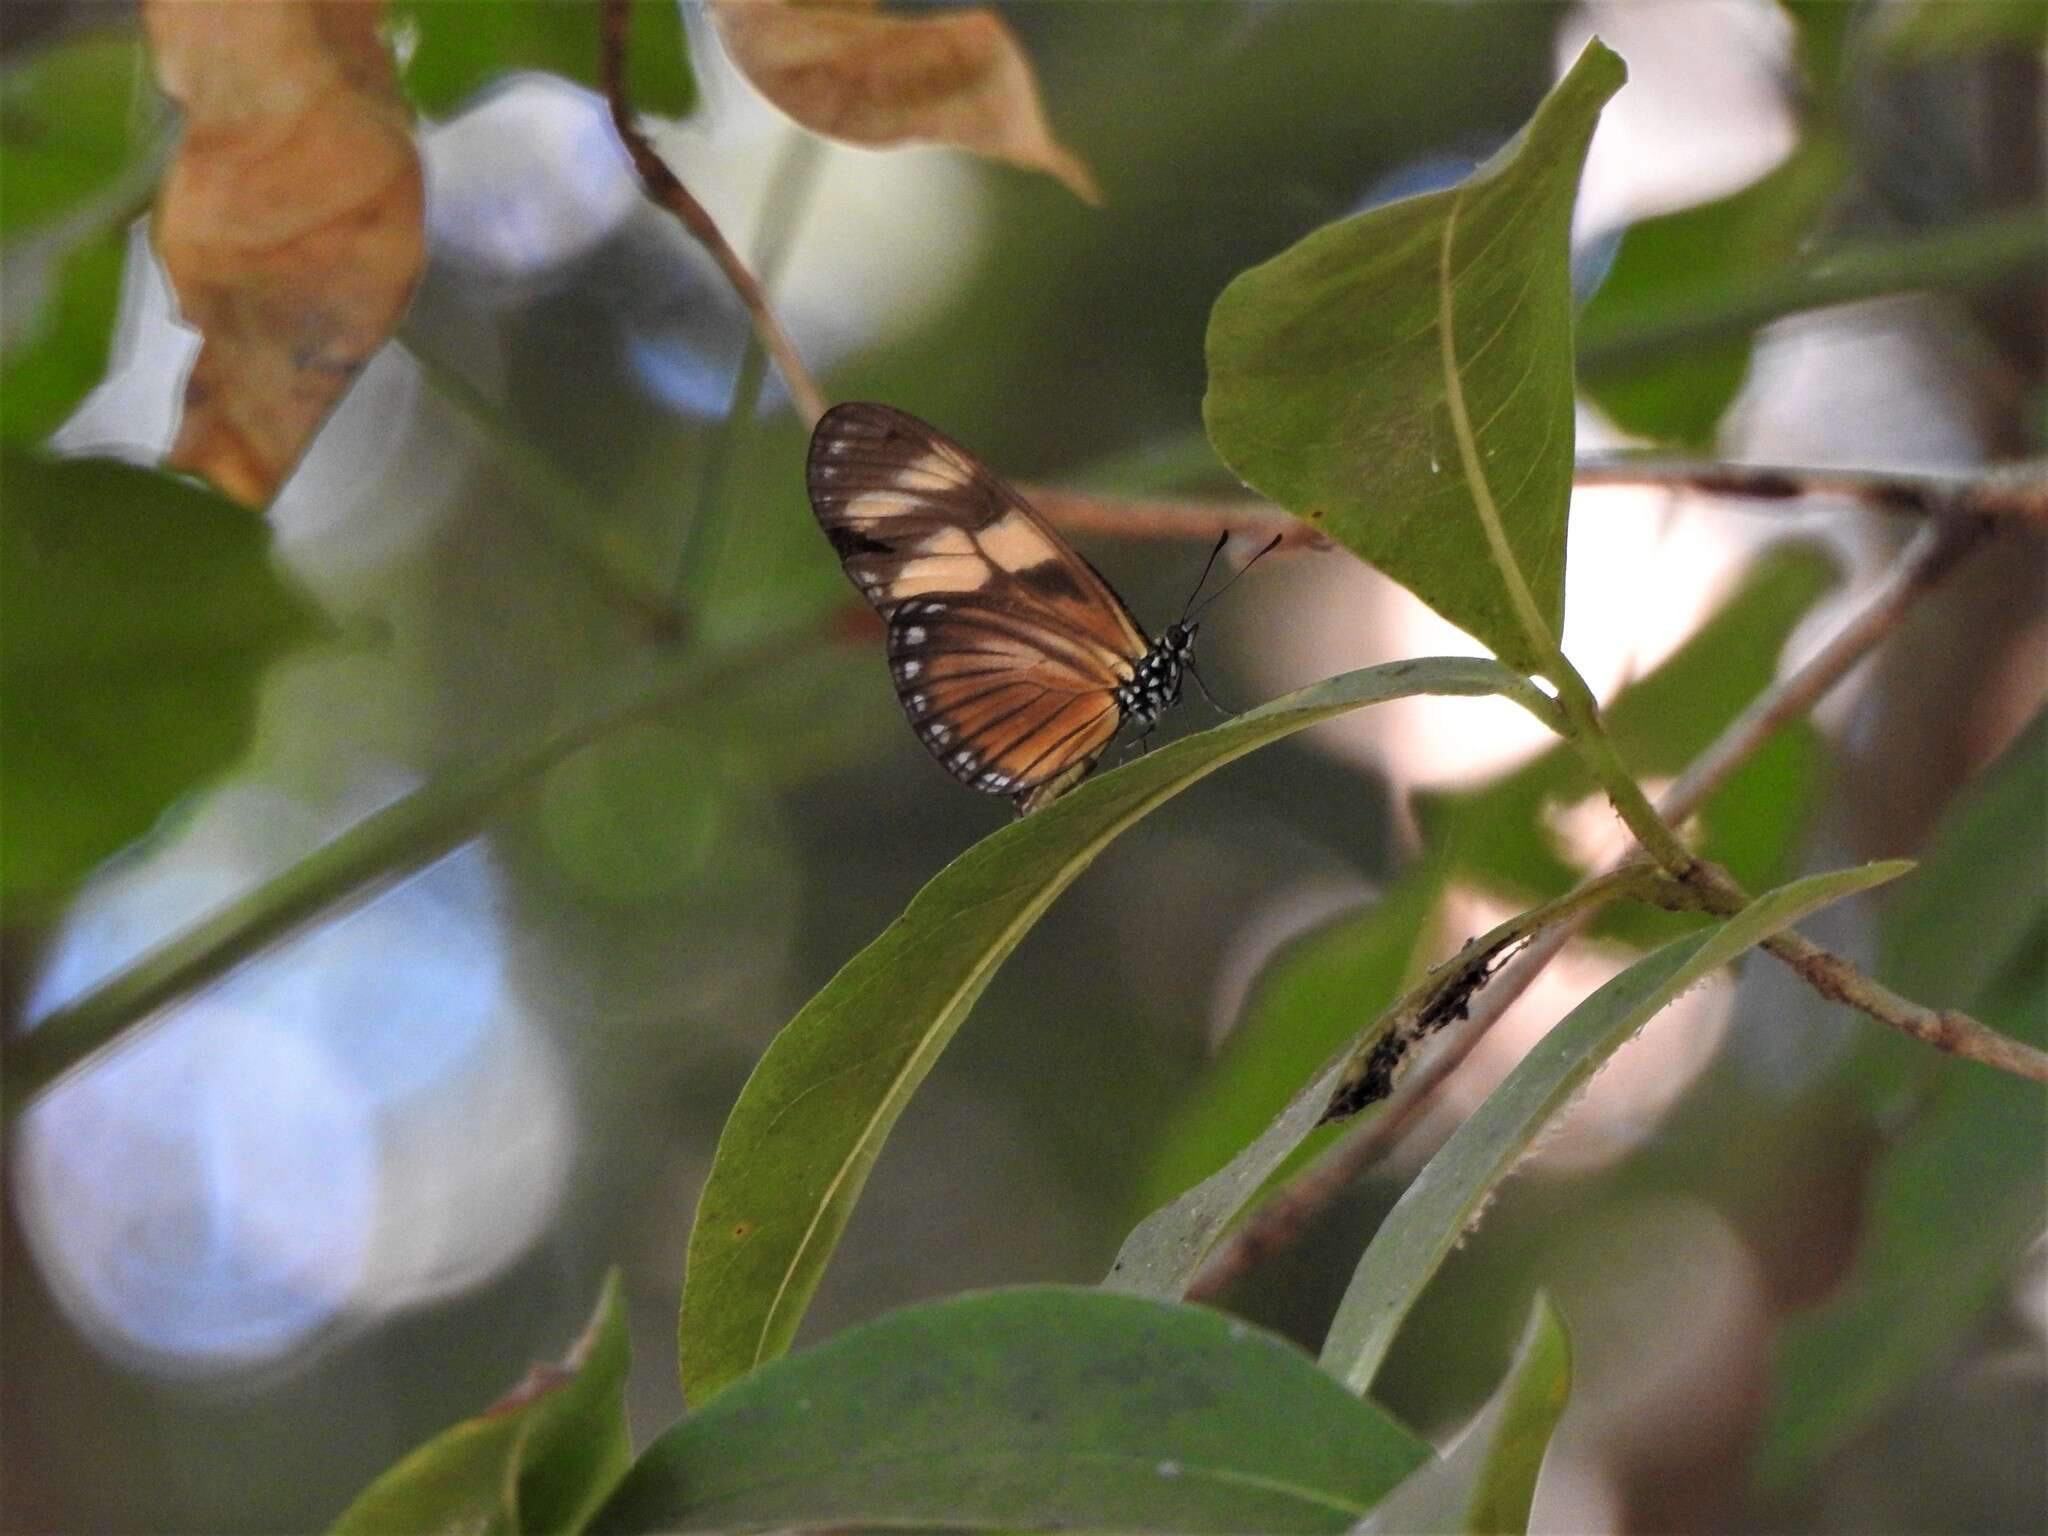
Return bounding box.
[1187,662,1239,719]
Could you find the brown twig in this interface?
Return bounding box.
[1187,514,2031,1300]
[1021,485,1331,551]
[1573,455,2048,527]
[600,0,828,429]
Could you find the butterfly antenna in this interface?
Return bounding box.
[1187,532,1283,620]
[1179,532,1232,621]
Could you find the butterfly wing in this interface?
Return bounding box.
[808,402,1148,808]
[887,596,1124,808]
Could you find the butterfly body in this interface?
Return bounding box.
[807,402,1193,814]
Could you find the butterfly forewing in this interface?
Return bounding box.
[808,402,1151,810]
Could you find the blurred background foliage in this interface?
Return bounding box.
[1,1,2043,1531]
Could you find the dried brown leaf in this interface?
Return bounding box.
[145,0,425,507]
[708,0,1098,204]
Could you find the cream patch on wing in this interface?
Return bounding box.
[886,557,991,600]
[976,512,1061,572]
[888,453,965,494]
[915,526,978,557]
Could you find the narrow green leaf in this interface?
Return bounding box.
[1107,1037,1357,1303]
[1204,41,1625,673]
[0,454,320,914]
[1759,712,2048,1486]
[1360,1292,1573,1536]
[1578,139,1847,446]
[1,221,127,446]
[1106,873,1637,1303]
[1879,0,2048,59]
[598,1287,1429,1534]
[680,658,1559,1405]
[391,0,694,117]
[1319,861,1913,1395]
[1133,866,1441,1212]
[331,1270,633,1535]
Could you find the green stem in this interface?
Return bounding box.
[0,622,815,1121]
[401,331,686,635]
[1437,187,1707,879]
[673,133,828,608]
[1577,207,2046,375]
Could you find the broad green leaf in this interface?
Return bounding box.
[0,28,152,243]
[1318,861,1913,1394]
[1360,1293,1572,1536]
[1759,713,2048,1486]
[1578,138,1847,446]
[1,222,126,446]
[679,658,1559,1405]
[598,1287,1429,1534]
[332,1271,633,1535]
[1134,866,1441,1211]
[1417,543,1839,947]
[391,0,694,117]
[1,28,161,446]
[0,454,320,914]
[1204,41,1625,674]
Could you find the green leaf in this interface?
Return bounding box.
[597,1287,1429,1534]
[1879,0,2048,59]
[1,221,127,446]
[332,1271,633,1535]
[1107,877,1625,1304]
[1134,866,1441,1212]
[679,658,1559,1405]
[1,27,160,445]
[0,28,151,244]
[1204,40,1625,674]
[1418,543,1839,946]
[1317,861,1913,1394]
[0,454,320,915]
[1759,713,2048,1486]
[1578,138,1848,446]
[1360,1292,1573,1536]
[391,0,694,117]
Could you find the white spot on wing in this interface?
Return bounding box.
[903,625,925,645]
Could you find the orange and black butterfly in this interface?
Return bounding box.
[808,402,1254,814]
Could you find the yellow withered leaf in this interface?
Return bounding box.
[708,0,1098,204]
[146,0,425,507]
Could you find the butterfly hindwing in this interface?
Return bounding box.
[888,598,1123,801]
[809,402,1156,811]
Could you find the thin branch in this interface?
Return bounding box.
[1187,514,2031,1299]
[0,620,829,1120]
[600,0,828,429]
[1663,520,1990,814]
[1020,484,1332,551]
[1574,456,2048,527]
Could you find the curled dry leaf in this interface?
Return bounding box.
[708,0,1099,204]
[145,0,425,507]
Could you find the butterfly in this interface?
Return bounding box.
[807,402,1265,814]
